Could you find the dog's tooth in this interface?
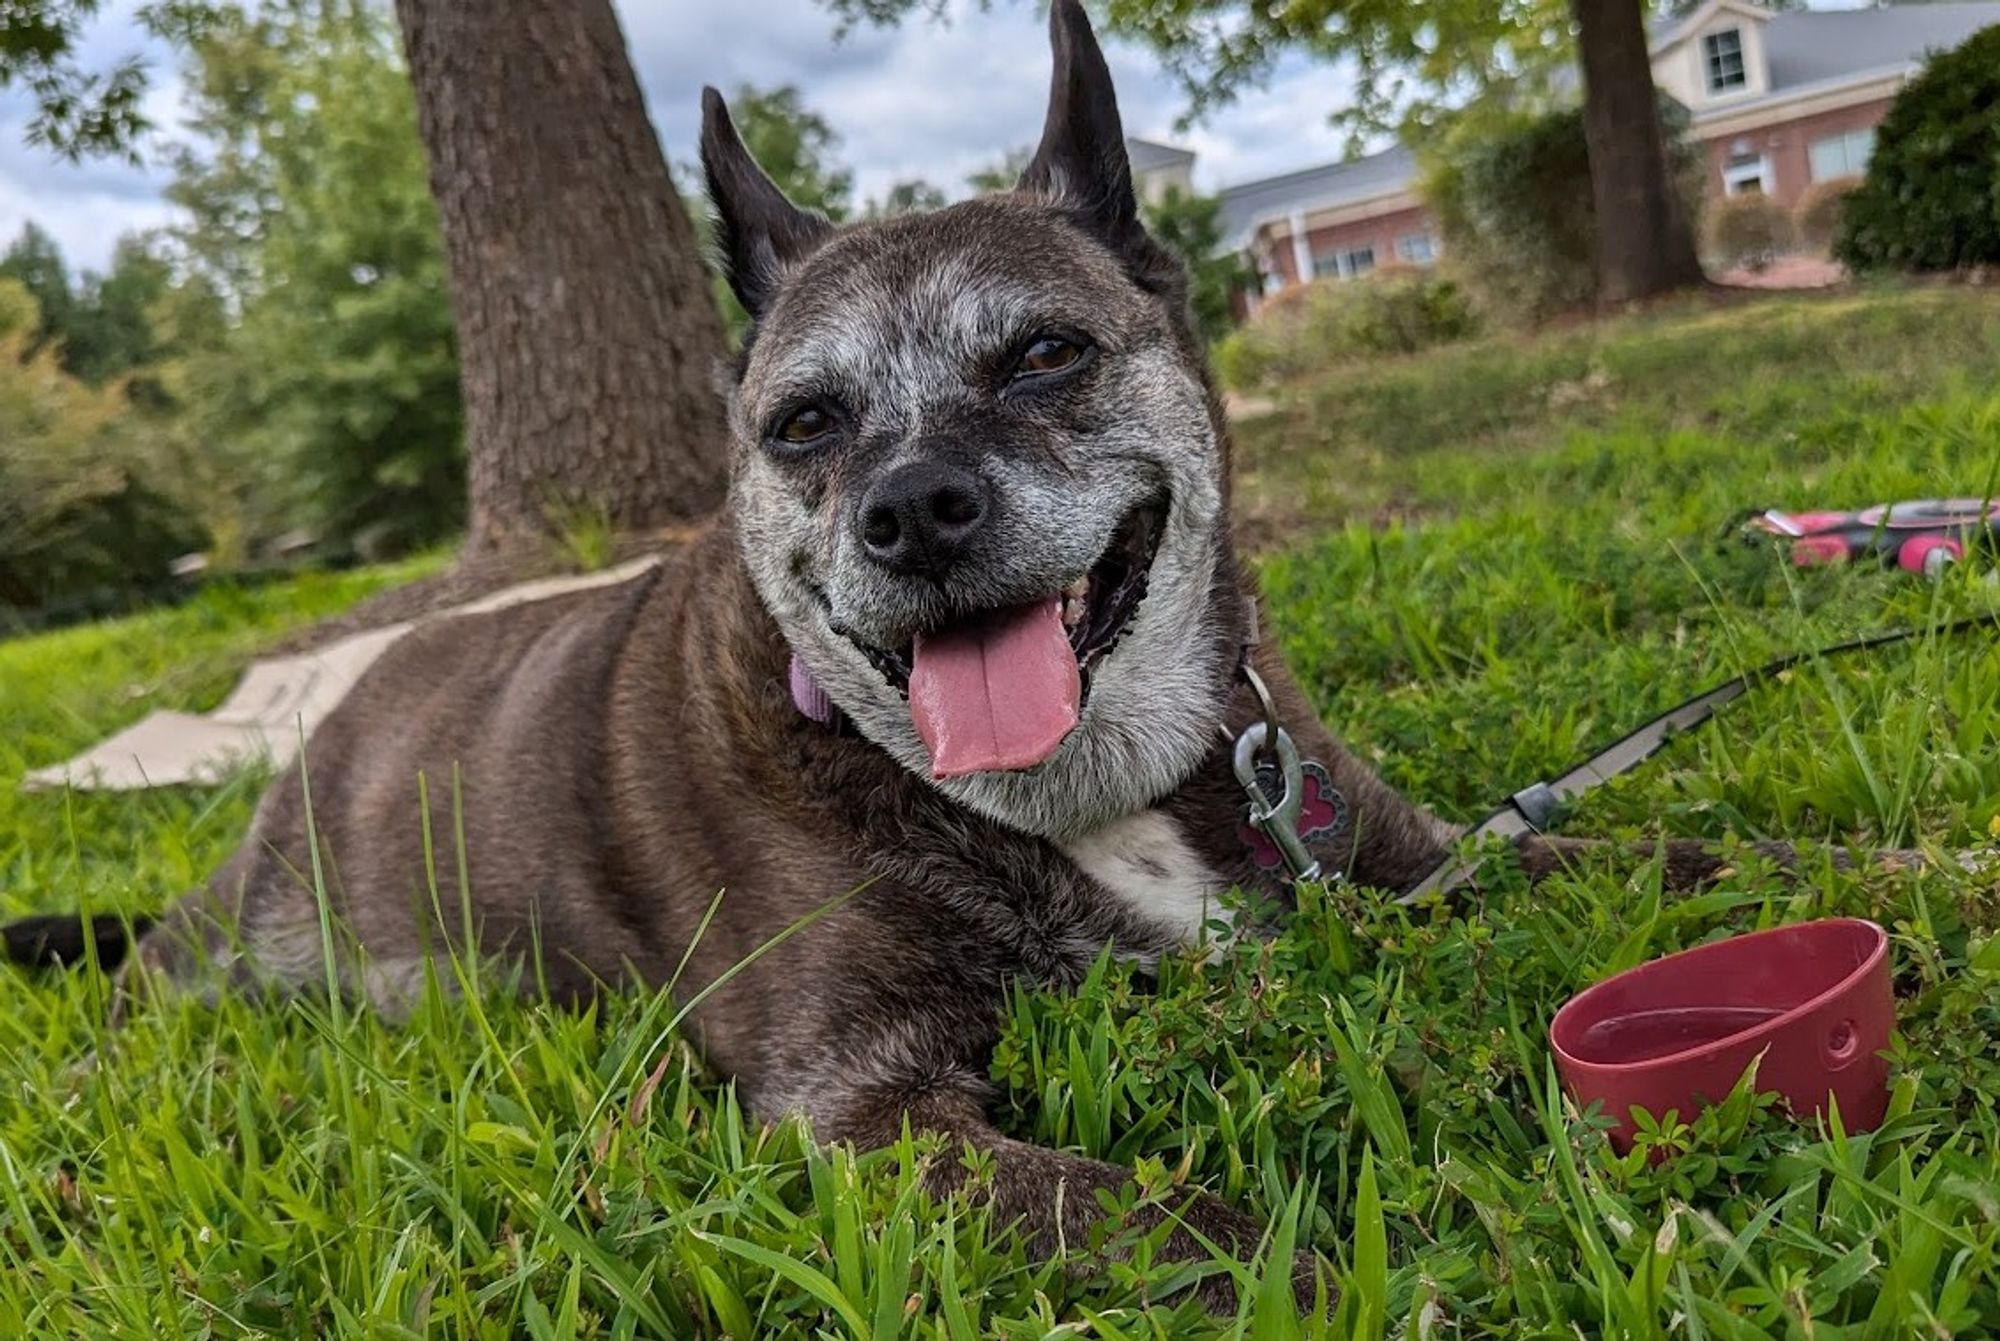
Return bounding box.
[1059,573,1090,630]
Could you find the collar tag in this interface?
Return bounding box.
[1229,662,1344,884]
[1236,750,1347,878]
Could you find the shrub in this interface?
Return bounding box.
[0,274,36,337]
[0,281,204,611]
[1213,267,1480,389]
[1210,320,1276,390]
[1336,265,1482,355]
[1706,192,1794,271]
[1836,26,2000,271]
[1794,176,1861,254]
[1424,99,1704,322]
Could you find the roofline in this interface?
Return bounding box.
[1217,145,1410,201]
[1270,184,1422,231]
[1223,184,1426,252]
[1688,64,1912,132]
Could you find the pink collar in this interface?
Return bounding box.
[788,654,838,727]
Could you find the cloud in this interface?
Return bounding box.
[0,0,1374,271]
[631,0,1370,203]
[0,103,177,274]
[0,0,178,272]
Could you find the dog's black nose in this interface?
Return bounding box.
[858,461,991,574]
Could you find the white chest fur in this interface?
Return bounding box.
[1058,809,1233,949]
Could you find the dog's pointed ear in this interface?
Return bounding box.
[700,87,833,317]
[1018,0,1140,242]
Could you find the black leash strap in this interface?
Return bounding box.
[1397,610,2000,903]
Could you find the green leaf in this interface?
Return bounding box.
[692,1231,872,1340]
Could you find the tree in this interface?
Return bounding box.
[62,234,174,386]
[1425,97,1699,319]
[0,222,74,360]
[4,0,734,565]
[831,0,1706,305]
[163,1,464,557]
[0,224,176,386]
[0,277,202,611]
[0,7,155,157]
[1569,0,1702,302]
[866,179,951,217]
[1141,187,1247,342]
[395,0,731,551]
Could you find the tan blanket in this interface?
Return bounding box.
[23,556,663,792]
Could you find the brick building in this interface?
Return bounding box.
[1656,0,2000,206]
[1131,1,2000,310]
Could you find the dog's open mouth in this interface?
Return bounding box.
[856,498,1166,779]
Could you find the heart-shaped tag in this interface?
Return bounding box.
[1236,758,1347,875]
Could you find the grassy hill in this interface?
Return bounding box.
[4,284,1998,1336]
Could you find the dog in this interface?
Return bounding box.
[0,0,1889,1306]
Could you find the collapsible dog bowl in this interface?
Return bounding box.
[1550,918,1892,1152]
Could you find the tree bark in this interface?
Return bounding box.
[394,0,730,553]
[1571,0,1706,304]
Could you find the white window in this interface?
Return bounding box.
[1311,245,1376,279]
[1721,151,1770,197]
[1809,129,1875,182]
[1395,231,1437,265]
[1702,28,1747,93]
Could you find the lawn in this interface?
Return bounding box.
[4,283,2000,1337]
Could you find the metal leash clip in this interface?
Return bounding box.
[1230,665,1324,884]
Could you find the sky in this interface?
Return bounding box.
[0,0,1374,275]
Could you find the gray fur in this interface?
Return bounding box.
[729,213,1227,838]
[13,1,1850,1310]
[105,0,1483,1309]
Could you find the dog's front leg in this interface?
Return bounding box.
[801,1059,1318,1312]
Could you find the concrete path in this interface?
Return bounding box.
[1713,256,1847,290]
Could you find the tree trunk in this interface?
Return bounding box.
[394,0,730,553]
[1571,0,1706,305]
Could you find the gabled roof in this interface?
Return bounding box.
[1125,138,1196,174]
[1215,144,1418,251]
[1651,0,1774,53]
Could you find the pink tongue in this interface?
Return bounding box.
[908,597,1081,779]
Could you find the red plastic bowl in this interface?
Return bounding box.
[1549,918,1893,1152]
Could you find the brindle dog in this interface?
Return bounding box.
[2,0,1898,1304]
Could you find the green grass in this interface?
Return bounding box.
[5,284,2000,1336]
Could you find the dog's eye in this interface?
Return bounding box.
[774,406,835,447]
[1015,335,1085,379]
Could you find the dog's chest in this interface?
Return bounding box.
[1057,810,1232,948]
